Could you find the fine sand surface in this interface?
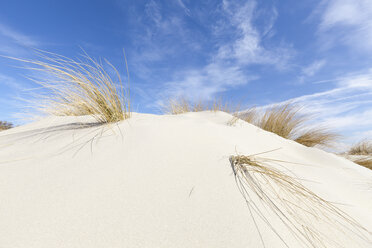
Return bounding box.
[0,111,371,248]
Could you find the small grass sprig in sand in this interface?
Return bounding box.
[239,104,339,148]
[0,121,13,131]
[229,153,370,248]
[6,50,130,123]
[165,97,237,115]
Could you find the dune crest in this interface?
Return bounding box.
[0,111,371,247]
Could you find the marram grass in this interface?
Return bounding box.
[6,50,130,124]
[346,140,372,170]
[353,157,372,170]
[165,97,238,115]
[238,103,339,148]
[0,121,13,131]
[166,100,339,148]
[348,140,372,156]
[229,153,370,248]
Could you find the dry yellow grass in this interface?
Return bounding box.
[5,50,130,123]
[240,107,258,124]
[166,97,193,115]
[294,128,340,147]
[353,157,372,170]
[346,140,372,170]
[229,153,370,248]
[348,140,372,155]
[256,104,305,139]
[165,97,238,115]
[239,104,339,147]
[0,121,13,131]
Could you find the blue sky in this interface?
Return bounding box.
[0,0,371,146]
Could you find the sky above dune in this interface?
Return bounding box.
[0,0,371,146]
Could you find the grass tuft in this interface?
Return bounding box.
[255,104,305,139]
[0,121,13,131]
[229,153,370,248]
[5,50,130,124]
[294,128,340,147]
[165,97,237,115]
[353,157,372,170]
[348,140,372,155]
[345,140,372,170]
[166,97,193,115]
[239,103,339,147]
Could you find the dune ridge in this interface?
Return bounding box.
[0,111,371,247]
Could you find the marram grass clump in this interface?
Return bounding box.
[346,140,372,169]
[348,140,372,155]
[7,51,130,124]
[165,97,238,115]
[238,103,339,148]
[352,157,372,170]
[229,153,370,248]
[0,121,13,131]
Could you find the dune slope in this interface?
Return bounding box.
[0,111,371,248]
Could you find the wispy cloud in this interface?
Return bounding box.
[297,59,326,83]
[216,1,293,69]
[176,0,191,16]
[302,60,326,77]
[262,69,372,144]
[0,73,25,90]
[316,0,372,52]
[153,0,294,104]
[0,22,40,56]
[128,0,201,73]
[0,23,39,47]
[160,64,258,102]
[139,0,195,56]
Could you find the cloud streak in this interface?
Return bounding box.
[317,0,372,52]
[297,59,327,84]
[260,70,372,145]
[155,0,294,104]
[216,1,292,68]
[0,23,39,47]
[0,22,40,57]
[162,64,258,101]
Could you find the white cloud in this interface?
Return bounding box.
[161,63,258,102]
[302,60,326,77]
[317,0,372,52]
[130,0,198,66]
[216,1,293,69]
[176,0,191,16]
[154,0,293,104]
[0,23,40,57]
[0,74,25,90]
[297,59,327,84]
[0,23,39,47]
[259,70,372,145]
[145,0,163,30]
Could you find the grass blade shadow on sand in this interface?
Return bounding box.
[0,50,130,158]
[229,153,371,248]
[0,118,125,160]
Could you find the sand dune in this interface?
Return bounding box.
[0,111,371,247]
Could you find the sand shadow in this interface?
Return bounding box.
[0,120,124,158]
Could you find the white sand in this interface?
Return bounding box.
[0,111,371,248]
